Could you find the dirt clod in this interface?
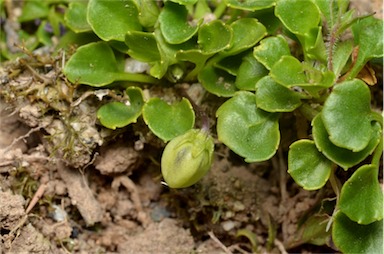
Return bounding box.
[7,223,51,254]
[0,190,25,230]
[95,141,141,175]
[117,218,195,254]
[56,161,103,226]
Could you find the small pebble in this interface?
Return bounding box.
[221,220,236,231]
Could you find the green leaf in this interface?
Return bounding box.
[136,0,159,28]
[339,164,383,224]
[225,0,275,11]
[57,31,100,50]
[254,8,281,35]
[64,42,117,86]
[224,18,267,55]
[48,6,64,37]
[18,1,49,22]
[346,16,384,79]
[125,31,161,62]
[64,42,158,86]
[161,129,214,188]
[198,66,237,97]
[352,17,383,58]
[332,212,383,254]
[194,0,212,20]
[302,62,335,88]
[65,2,92,33]
[270,56,334,97]
[214,54,244,76]
[315,0,342,28]
[275,0,320,36]
[170,0,198,5]
[97,87,144,129]
[256,76,302,112]
[312,115,381,170]
[36,21,52,46]
[143,98,195,142]
[270,56,307,86]
[216,91,280,162]
[253,35,291,70]
[236,53,268,91]
[322,79,373,151]
[176,49,212,81]
[87,0,141,41]
[150,29,191,79]
[296,214,332,246]
[315,0,349,29]
[198,20,233,54]
[332,39,354,77]
[159,2,201,44]
[288,140,332,190]
[302,26,327,62]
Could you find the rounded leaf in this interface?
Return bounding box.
[322,79,373,151]
[125,31,161,62]
[64,42,158,86]
[275,0,320,35]
[253,35,291,70]
[136,0,159,28]
[64,42,118,86]
[64,2,92,33]
[161,129,214,188]
[216,91,280,162]
[159,2,200,44]
[18,1,49,22]
[97,87,144,129]
[198,66,237,97]
[198,20,233,54]
[346,16,384,79]
[87,0,141,41]
[143,98,195,142]
[312,115,381,170]
[332,212,383,254]
[236,53,268,91]
[339,164,383,224]
[270,55,307,87]
[224,18,267,55]
[288,140,332,190]
[225,0,275,11]
[214,55,243,76]
[352,16,383,59]
[256,76,302,112]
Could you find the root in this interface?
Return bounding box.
[208,231,232,254]
[111,175,149,227]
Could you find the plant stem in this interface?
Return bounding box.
[298,103,321,122]
[328,164,341,199]
[371,136,383,169]
[371,111,384,127]
[213,0,227,19]
[115,72,160,84]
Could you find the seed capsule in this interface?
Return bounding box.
[161,129,214,188]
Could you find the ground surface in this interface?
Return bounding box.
[0,1,382,253]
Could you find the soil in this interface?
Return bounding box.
[0,1,382,254]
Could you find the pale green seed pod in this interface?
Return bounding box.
[161,129,214,188]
